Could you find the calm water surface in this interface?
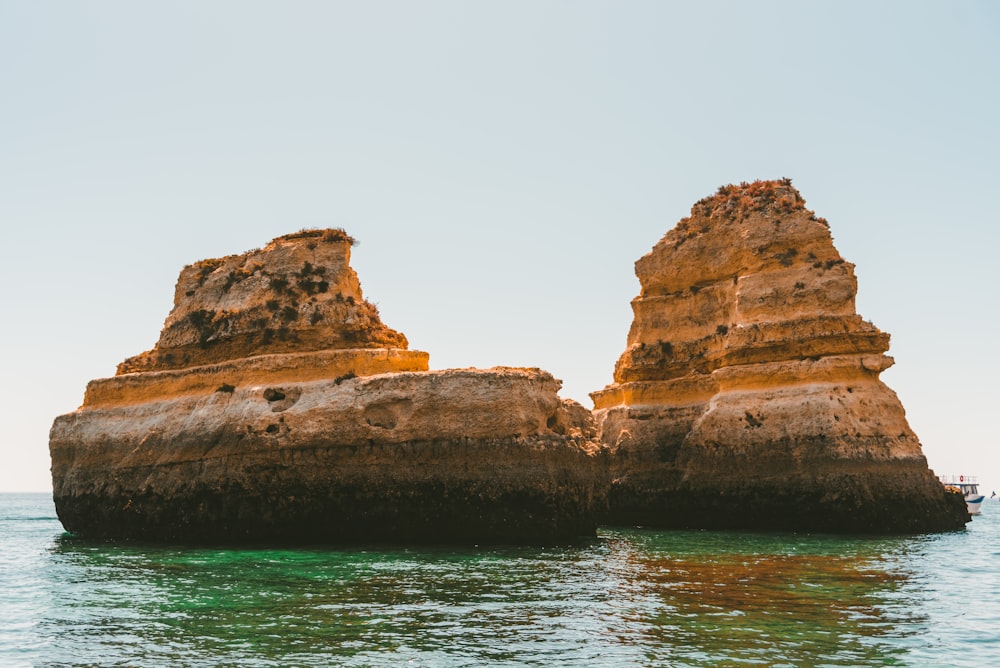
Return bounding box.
[1,493,998,667]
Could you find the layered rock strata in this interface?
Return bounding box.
[592,180,967,533]
[51,230,604,544]
[117,228,407,374]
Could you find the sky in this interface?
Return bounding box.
[2,1,998,494]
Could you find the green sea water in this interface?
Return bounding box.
[2,493,998,667]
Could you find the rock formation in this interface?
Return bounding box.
[51,192,967,540]
[116,228,409,374]
[592,180,967,533]
[50,229,605,544]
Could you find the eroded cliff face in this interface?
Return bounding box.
[52,367,603,543]
[50,229,605,544]
[592,180,967,533]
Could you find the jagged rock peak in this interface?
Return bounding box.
[635,179,842,299]
[118,228,409,374]
[599,178,884,390]
[682,178,827,226]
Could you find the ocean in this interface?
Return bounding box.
[1,493,997,667]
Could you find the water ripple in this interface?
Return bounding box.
[1,494,998,667]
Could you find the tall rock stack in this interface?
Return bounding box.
[592,180,967,533]
[50,229,605,544]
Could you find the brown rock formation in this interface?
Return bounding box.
[50,229,605,544]
[118,229,407,374]
[592,180,967,533]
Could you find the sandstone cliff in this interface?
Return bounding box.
[118,229,408,374]
[50,229,605,544]
[592,180,967,533]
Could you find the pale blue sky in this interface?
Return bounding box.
[2,1,998,493]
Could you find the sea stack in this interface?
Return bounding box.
[592,180,967,533]
[50,229,605,544]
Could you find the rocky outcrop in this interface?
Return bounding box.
[117,229,408,374]
[592,180,967,533]
[50,230,605,544]
[51,197,967,540]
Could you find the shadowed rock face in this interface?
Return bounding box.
[50,229,606,544]
[592,180,967,533]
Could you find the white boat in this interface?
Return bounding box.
[939,475,985,515]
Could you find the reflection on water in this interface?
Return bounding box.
[601,531,924,666]
[36,531,922,666]
[4,494,999,667]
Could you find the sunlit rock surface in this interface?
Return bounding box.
[50,230,605,544]
[116,229,409,374]
[592,181,967,533]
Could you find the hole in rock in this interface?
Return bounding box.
[264,388,285,402]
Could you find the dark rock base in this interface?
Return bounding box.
[52,438,606,545]
[606,469,969,534]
